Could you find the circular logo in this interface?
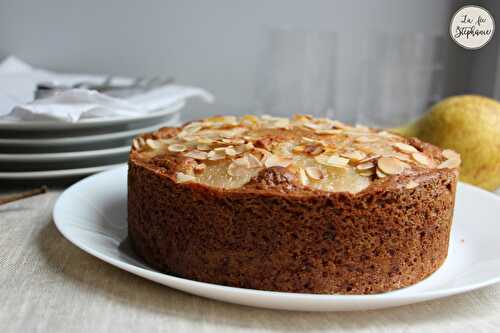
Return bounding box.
[450,5,495,49]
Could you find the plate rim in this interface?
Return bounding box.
[0,101,184,130]
[0,145,130,162]
[53,166,500,311]
[0,163,125,179]
[0,113,180,146]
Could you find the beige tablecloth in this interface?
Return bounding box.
[1,189,500,333]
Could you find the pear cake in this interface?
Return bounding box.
[128,115,460,294]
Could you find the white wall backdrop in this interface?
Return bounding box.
[0,0,494,121]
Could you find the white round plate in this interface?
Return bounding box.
[0,113,180,147]
[0,101,184,131]
[0,163,125,180]
[53,166,500,312]
[0,145,130,163]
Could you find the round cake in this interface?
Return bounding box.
[128,114,460,294]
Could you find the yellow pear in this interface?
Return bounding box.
[395,95,500,191]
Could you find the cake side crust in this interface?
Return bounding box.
[128,157,457,294]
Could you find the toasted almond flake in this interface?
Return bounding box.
[225,147,238,156]
[405,180,419,189]
[302,137,324,145]
[392,142,418,154]
[356,145,376,154]
[354,124,371,131]
[331,120,351,129]
[264,154,292,168]
[207,150,226,160]
[197,138,215,144]
[356,161,375,170]
[377,131,399,138]
[412,152,433,167]
[442,149,460,160]
[358,169,375,177]
[327,155,350,167]
[303,144,324,156]
[355,136,378,143]
[168,144,187,152]
[271,119,290,128]
[358,154,381,163]
[314,154,349,168]
[146,138,162,150]
[305,166,324,180]
[241,114,259,126]
[184,150,208,160]
[376,168,387,178]
[437,158,461,169]
[341,150,367,162]
[176,172,195,183]
[315,129,341,135]
[377,157,407,175]
[181,122,203,135]
[132,138,142,150]
[292,145,306,153]
[196,143,212,151]
[298,168,309,185]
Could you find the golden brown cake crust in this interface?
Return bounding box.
[128,115,459,294]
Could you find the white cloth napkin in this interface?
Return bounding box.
[0,56,214,122]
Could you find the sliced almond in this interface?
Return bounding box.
[356,161,375,170]
[207,149,226,160]
[315,129,341,135]
[225,147,238,156]
[315,154,349,168]
[176,172,195,183]
[168,144,187,153]
[298,168,309,185]
[392,142,418,154]
[377,157,407,175]
[355,136,378,143]
[292,145,306,153]
[303,145,324,156]
[376,168,387,178]
[358,169,375,177]
[146,138,162,150]
[132,138,143,150]
[305,166,325,180]
[437,158,461,169]
[330,120,351,129]
[442,149,460,160]
[196,143,212,151]
[412,152,433,167]
[181,122,203,135]
[340,150,367,162]
[184,150,208,160]
[405,180,419,189]
[264,154,292,168]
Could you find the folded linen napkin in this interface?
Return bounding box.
[0,56,214,122]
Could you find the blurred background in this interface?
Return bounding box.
[0,0,498,126]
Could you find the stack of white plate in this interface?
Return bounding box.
[0,107,181,181]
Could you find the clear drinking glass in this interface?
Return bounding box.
[354,33,447,127]
[255,28,337,119]
[256,30,447,128]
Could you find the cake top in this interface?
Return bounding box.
[131,114,460,194]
